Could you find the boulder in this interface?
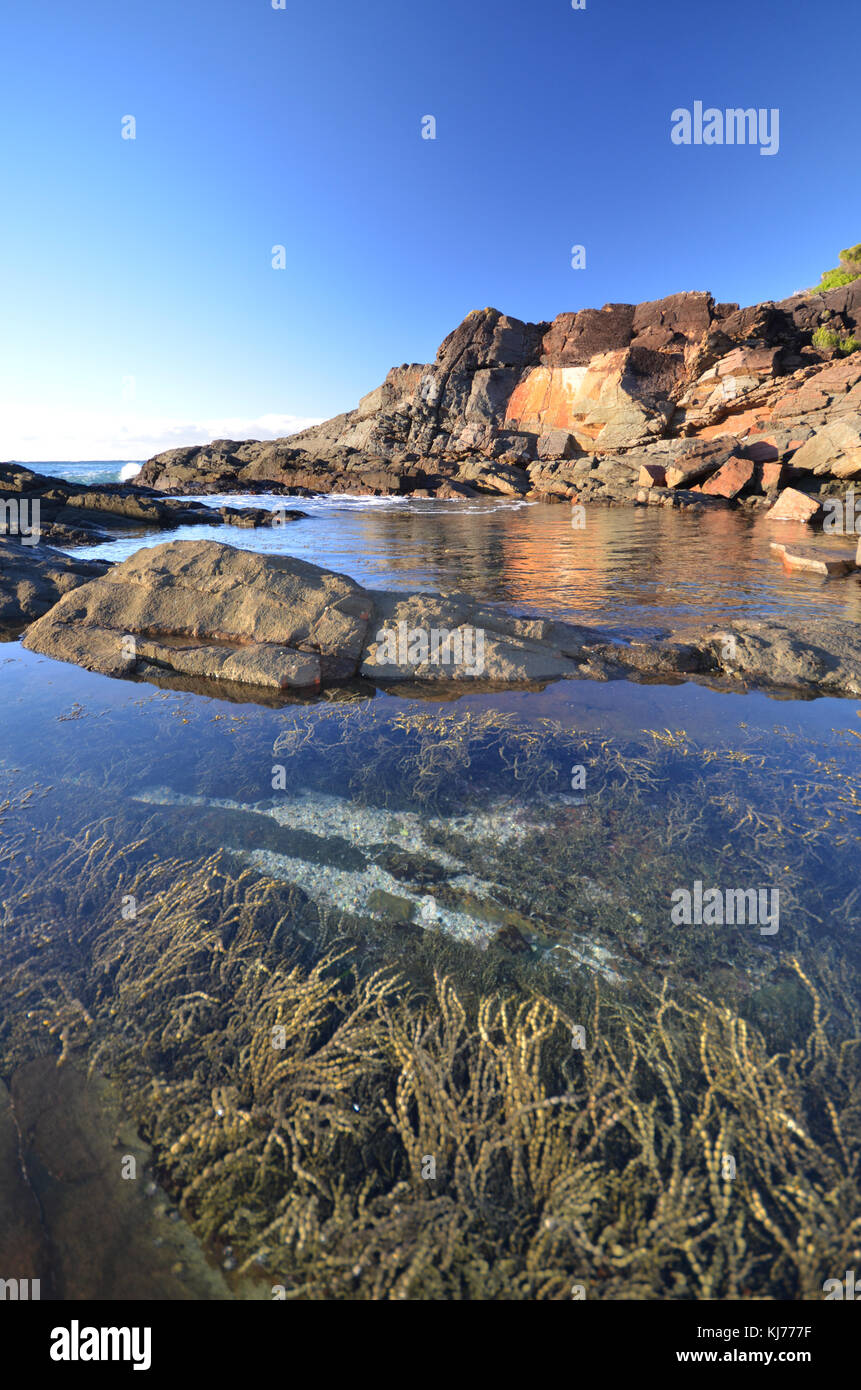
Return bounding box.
[23,540,373,689]
[765,488,823,524]
[758,462,785,491]
[362,592,589,684]
[637,463,667,488]
[665,437,740,488]
[536,429,580,461]
[699,456,756,499]
[17,538,861,702]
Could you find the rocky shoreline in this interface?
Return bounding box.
[3,276,861,700]
[135,282,861,517]
[16,537,861,702]
[0,462,303,548]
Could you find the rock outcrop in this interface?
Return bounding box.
[136,280,861,513]
[0,536,111,634]
[21,539,861,701]
[0,463,304,547]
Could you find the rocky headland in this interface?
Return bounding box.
[136,279,861,517]
[6,258,861,700]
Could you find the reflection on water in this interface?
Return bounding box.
[63,494,861,637]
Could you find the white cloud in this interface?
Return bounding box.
[0,406,325,462]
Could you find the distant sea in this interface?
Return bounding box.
[17,460,143,486]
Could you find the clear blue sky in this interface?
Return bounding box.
[1,0,859,458]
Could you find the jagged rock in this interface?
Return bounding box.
[455,459,531,495]
[134,279,861,501]
[665,437,740,488]
[638,463,667,487]
[759,462,786,491]
[789,415,861,479]
[0,461,297,545]
[536,429,581,460]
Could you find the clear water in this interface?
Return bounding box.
[1,482,859,1300]
[60,491,861,637]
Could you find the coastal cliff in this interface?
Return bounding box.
[137,277,861,507]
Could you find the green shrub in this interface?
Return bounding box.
[818,268,858,293]
[812,325,860,355]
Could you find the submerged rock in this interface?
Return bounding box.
[770,541,858,577]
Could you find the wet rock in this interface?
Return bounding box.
[493,924,532,954]
[0,1079,50,1290]
[366,889,417,924]
[700,618,861,697]
[7,1059,234,1299]
[19,536,861,702]
[0,461,296,547]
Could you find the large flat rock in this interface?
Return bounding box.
[23,540,373,689]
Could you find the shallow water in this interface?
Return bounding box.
[2,488,860,1300]
[62,492,861,637]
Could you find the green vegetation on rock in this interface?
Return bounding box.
[812,325,861,355]
[815,242,861,295]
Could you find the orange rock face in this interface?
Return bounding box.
[504,351,657,447]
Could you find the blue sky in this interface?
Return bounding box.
[1,0,859,459]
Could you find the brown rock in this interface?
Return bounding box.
[638,463,667,488]
[700,456,755,499]
[765,489,823,524]
[665,438,739,489]
[758,462,785,491]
